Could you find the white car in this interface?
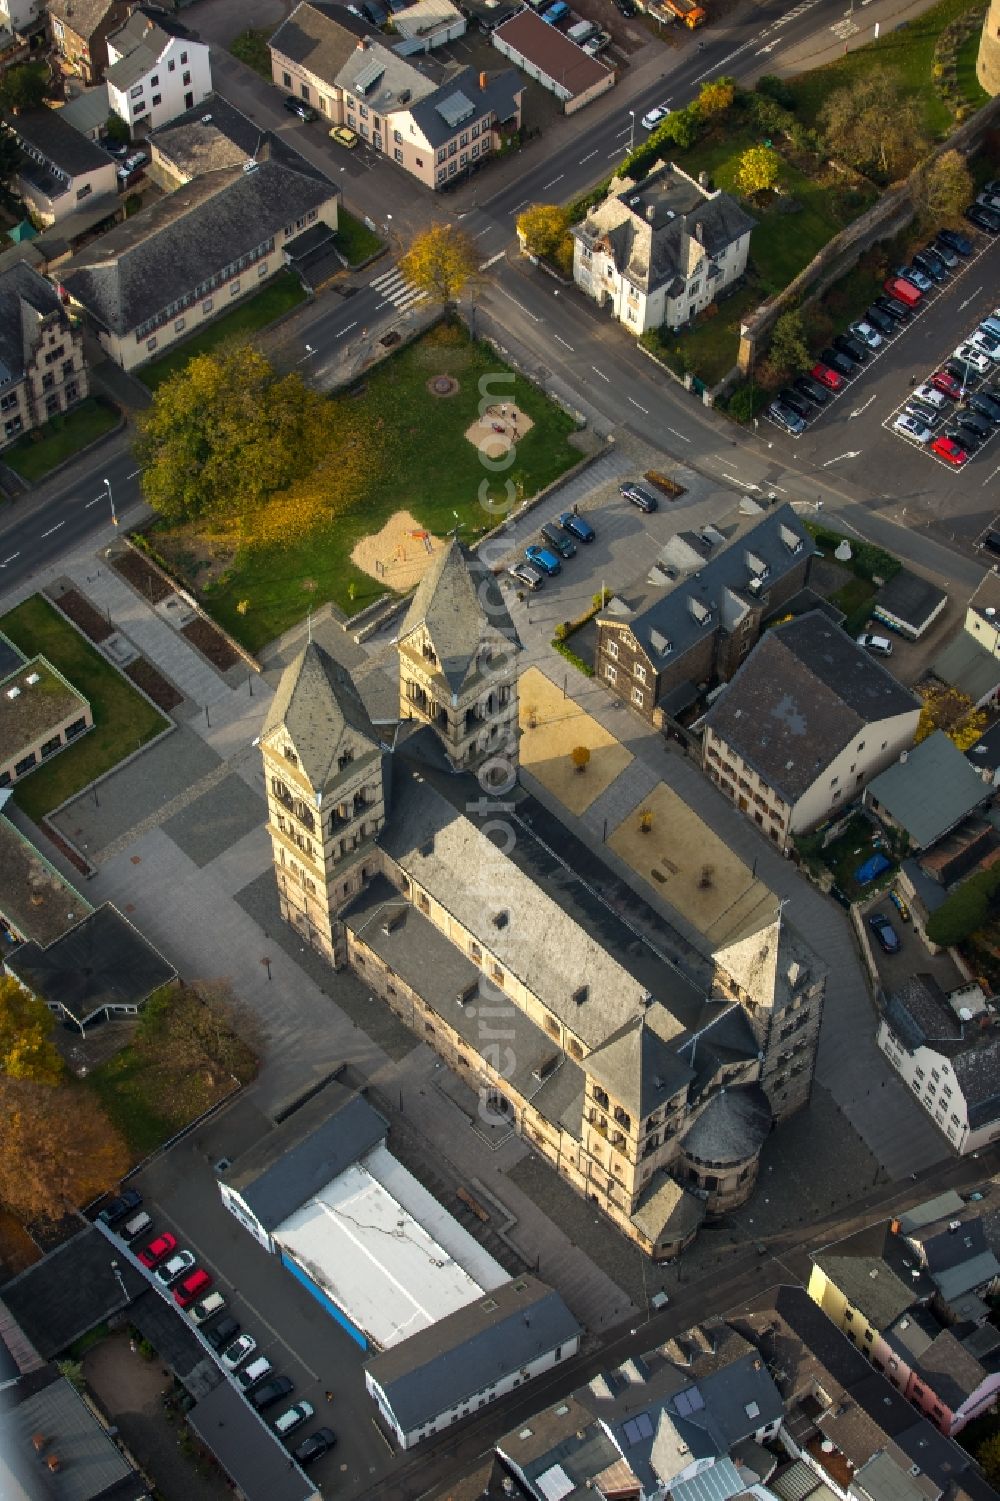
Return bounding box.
[953,343,992,375]
[911,382,947,410]
[968,328,1000,360]
[154,1250,195,1286]
[857,632,893,656]
[893,413,932,443]
[274,1400,314,1438]
[641,104,670,131]
[220,1333,257,1371]
[849,320,882,350]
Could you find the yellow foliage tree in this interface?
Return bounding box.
[0,1077,130,1224]
[913,149,974,228]
[571,745,591,773]
[0,976,63,1084]
[735,145,780,198]
[696,79,735,117]
[915,684,986,751]
[400,222,478,305]
[517,203,574,275]
[242,404,382,551]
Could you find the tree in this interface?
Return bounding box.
[400,223,477,306]
[915,684,986,751]
[0,125,22,212]
[913,149,974,227]
[0,62,50,114]
[818,69,925,179]
[571,745,591,773]
[925,865,1000,947]
[0,1077,130,1224]
[768,309,810,376]
[0,977,63,1084]
[516,203,573,275]
[132,983,261,1099]
[652,105,701,150]
[105,111,130,146]
[696,78,735,118]
[736,144,780,197]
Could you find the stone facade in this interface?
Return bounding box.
[979,0,1000,95]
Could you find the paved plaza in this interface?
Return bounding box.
[518,663,633,815]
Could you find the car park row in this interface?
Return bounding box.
[505,483,666,592]
[885,303,1000,469]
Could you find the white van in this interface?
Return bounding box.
[238,1356,273,1391]
[567,18,596,41]
[189,1291,227,1325]
[121,1211,152,1241]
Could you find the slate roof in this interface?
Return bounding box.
[399,540,519,695]
[584,1007,693,1118]
[59,150,335,337]
[222,1087,387,1230]
[0,811,91,948]
[407,66,522,148]
[885,978,1000,1128]
[679,1083,771,1166]
[334,37,438,112]
[1,1226,148,1358]
[106,11,178,89]
[187,1379,317,1501]
[933,630,1000,705]
[712,912,823,1012]
[494,8,611,96]
[575,161,756,297]
[7,107,115,178]
[812,1222,932,1329]
[47,0,122,43]
[967,718,1000,777]
[873,570,948,636]
[703,612,920,803]
[0,1363,148,1501]
[261,640,384,792]
[6,903,176,1026]
[149,94,268,177]
[0,260,70,385]
[269,0,373,83]
[884,973,963,1049]
[365,1276,581,1432]
[866,731,992,849]
[631,1172,706,1241]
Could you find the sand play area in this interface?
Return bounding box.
[464,402,535,462]
[350,509,447,591]
[608,781,777,944]
[519,666,632,816]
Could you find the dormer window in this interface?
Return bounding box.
[337,747,354,771]
[780,523,803,555]
[422,642,437,664]
[283,744,297,767]
[689,598,713,627]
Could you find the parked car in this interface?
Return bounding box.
[507,560,543,591]
[857,632,893,656]
[893,413,933,443]
[275,1401,315,1439]
[911,382,948,411]
[779,387,813,419]
[889,889,911,921]
[931,236,960,266]
[619,481,659,511]
[868,912,901,954]
[810,362,844,392]
[820,346,856,378]
[929,369,962,399]
[138,1232,177,1269]
[283,96,318,122]
[849,319,882,350]
[116,150,147,180]
[905,398,939,426]
[984,528,1000,554]
[155,1250,195,1286]
[329,125,358,148]
[944,424,980,454]
[929,434,968,466]
[174,1268,213,1308]
[967,390,1000,423]
[768,399,806,435]
[980,315,1000,341]
[956,410,993,443]
[97,1189,143,1227]
[954,343,991,375]
[966,202,1000,233]
[204,1316,240,1352]
[189,1291,227,1326]
[121,1211,152,1241]
[293,1428,337,1466]
[524,544,561,575]
[558,510,595,542]
[539,521,576,557]
[873,293,912,324]
[894,262,933,293]
[833,332,870,364]
[221,1334,257,1371]
[252,1376,295,1412]
[864,304,896,335]
[969,328,1000,361]
[641,104,670,130]
[912,248,948,282]
[936,227,973,256]
[794,373,832,405]
[613,0,637,13]
[855,852,891,885]
[237,1357,274,1392]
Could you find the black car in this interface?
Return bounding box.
[252,1376,295,1412]
[984,529,1000,555]
[913,248,948,282]
[539,522,576,558]
[931,237,960,267]
[864,305,895,337]
[619,482,658,512]
[956,410,992,442]
[820,347,855,378]
[293,1428,337,1466]
[942,357,971,383]
[779,387,813,419]
[558,510,595,543]
[868,913,901,955]
[768,400,805,435]
[874,294,912,324]
[283,95,318,122]
[204,1316,240,1351]
[944,424,980,453]
[833,332,869,365]
[966,203,1000,234]
[937,226,974,256]
[967,391,1000,423]
[613,0,637,13]
[97,1189,142,1226]
[793,374,831,406]
[905,398,939,426]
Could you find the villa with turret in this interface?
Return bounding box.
[260,543,827,1261]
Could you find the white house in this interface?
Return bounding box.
[106,9,211,134]
[572,159,755,335]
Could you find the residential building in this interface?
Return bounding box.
[147,92,273,188]
[105,9,211,133]
[269,5,523,189]
[57,144,338,369]
[573,161,755,334]
[492,9,614,113]
[933,573,1000,708]
[871,569,949,642]
[364,1275,581,1448]
[57,82,112,140]
[878,973,1000,1154]
[864,731,994,852]
[47,0,134,84]
[260,542,828,1261]
[0,633,92,785]
[393,0,466,52]
[808,1204,1000,1435]
[0,262,88,444]
[0,0,44,44]
[702,613,922,851]
[6,106,118,226]
[594,503,812,728]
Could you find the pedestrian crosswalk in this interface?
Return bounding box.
[369,264,428,313]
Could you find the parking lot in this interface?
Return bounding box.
[863,888,967,998]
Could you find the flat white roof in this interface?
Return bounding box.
[274,1143,506,1349]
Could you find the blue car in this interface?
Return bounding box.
[558,510,595,543]
[868,912,901,955]
[525,545,561,576]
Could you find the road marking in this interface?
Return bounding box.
[85,494,103,507]
[496,286,542,323]
[480,251,506,270]
[821,450,861,466]
[127,468,142,479]
[754,41,777,52]
[959,285,983,312]
[613,124,631,137]
[719,472,743,486]
[473,226,493,239]
[579,149,598,164]
[607,148,623,158]
[40,522,64,538]
[849,394,876,418]
[628,396,649,414]
[553,333,574,351]
[0,552,19,566]
[511,199,528,215]
[667,426,691,443]
[984,465,1000,488]
[334,321,357,339]
[591,366,610,382]
[542,174,564,190]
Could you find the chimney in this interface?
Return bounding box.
[646,203,655,223]
[31,1433,47,1453]
[357,35,368,47]
[46,1455,61,1473]
[694,221,704,244]
[479,70,488,89]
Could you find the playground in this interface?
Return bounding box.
[463,402,535,462]
[349,510,446,591]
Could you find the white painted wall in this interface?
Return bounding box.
[878,1021,1000,1154]
[108,34,211,132]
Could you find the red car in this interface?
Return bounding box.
[929,370,962,399]
[138,1231,177,1268]
[811,362,844,392]
[174,1267,213,1307]
[929,435,967,466]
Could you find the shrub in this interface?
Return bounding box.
[926,865,1000,947]
[756,74,796,110]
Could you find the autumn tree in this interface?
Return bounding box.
[0,977,63,1084]
[133,982,261,1103]
[651,105,701,150]
[915,683,986,751]
[736,144,780,198]
[517,203,573,275]
[818,69,925,179]
[400,222,478,306]
[696,78,735,118]
[0,1077,130,1224]
[0,61,49,114]
[767,309,810,377]
[571,745,591,773]
[0,125,22,211]
[913,149,974,227]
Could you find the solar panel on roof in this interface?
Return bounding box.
[623,1411,654,1445]
[435,89,476,126]
[674,1385,705,1416]
[354,58,385,94]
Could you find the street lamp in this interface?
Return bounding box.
[628,110,636,153]
[110,1260,128,1301]
[104,477,117,527]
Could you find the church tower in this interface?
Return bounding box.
[397,541,520,782]
[260,643,390,964]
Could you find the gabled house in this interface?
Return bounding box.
[47,0,134,84]
[106,8,210,133]
[933,572,1000,709]
[573,160,755,334]
[6,106,118,226]
[864,730,994,853]
[0,261,89,444]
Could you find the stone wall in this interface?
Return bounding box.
[979,0,1000,94]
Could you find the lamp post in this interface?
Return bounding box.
[110,1260,128,1301]
[628,110,635,153]
[104,477,117,527]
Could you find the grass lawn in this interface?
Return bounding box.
[648,284,760,385]
[152,321,581,650]
[230,27,274,78]
[0,595,167,820]
[86,1045,210,1158]
[785,0,984,141]
[956,27,990,107]
[139,273,307,391]
[335,207,384,267]
[5,398,119,483]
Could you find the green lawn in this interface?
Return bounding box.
[956,26,990,107]
[335,207,384,267]
[139,273,307,391]
[86,1048,188,1158]
[5,398,119,483]
[230,27,274,78]
[0,595,168,820]
[153,321,581,650]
